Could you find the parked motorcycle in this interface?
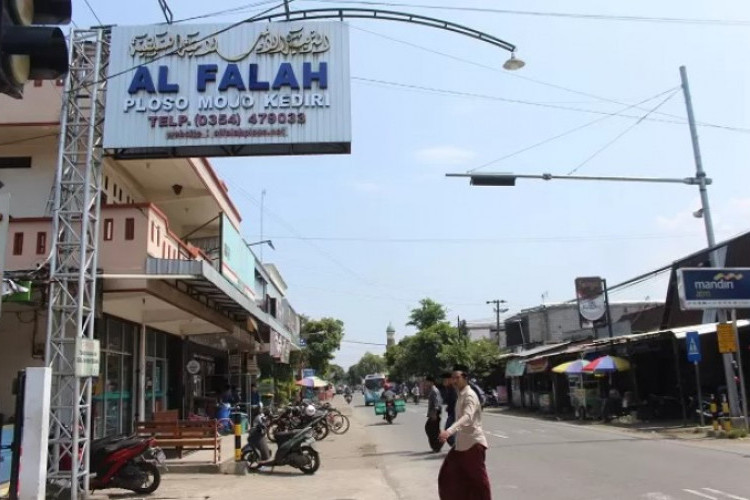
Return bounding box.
[242,413,323,474]
[89,435,165,494]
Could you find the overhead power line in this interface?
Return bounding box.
[566,88,681,175]
[262,233,701,244]
[350,24,747,133]
[318,0,750,27]
[82,0,103,25]
[353,77,750,134]
[467,86,679,173]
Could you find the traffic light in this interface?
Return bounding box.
[0,0,71,99]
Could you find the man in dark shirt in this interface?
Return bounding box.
[425,376,443,452]
[441,372,457,447]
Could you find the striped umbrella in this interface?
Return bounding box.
[551,359,589,375]
[583,355,631,373]
[295,376,329,388]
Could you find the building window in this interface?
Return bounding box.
[150,221,155,242]
[36,232,47,255]
[125,218,135,240]
[104,219,114,241]
[156,226,161,246]
[104,176,109,190]
[118,189,123,202]
[113,183,118,201]
[12,232,23,255]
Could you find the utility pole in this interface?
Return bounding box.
[680,65,741,417]
[486,300,507,346]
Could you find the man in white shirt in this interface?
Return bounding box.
[438,367,490,500]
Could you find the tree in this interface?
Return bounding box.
[406,298,447,331]
[347,352,387,385]
[325,364,346,384]
[301,317,345,374]
[386,298,502,383]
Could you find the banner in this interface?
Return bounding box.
[575,276,607,326]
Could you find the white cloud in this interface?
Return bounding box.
[414,146,477,166]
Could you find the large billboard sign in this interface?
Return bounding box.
[103,22,351,158]
[677,268,750,309]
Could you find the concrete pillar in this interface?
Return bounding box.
[19,367,51,500]
[138,321,146,422]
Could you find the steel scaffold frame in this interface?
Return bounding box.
[45,28,109,499]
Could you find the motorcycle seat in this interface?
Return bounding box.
[274,430,303,445]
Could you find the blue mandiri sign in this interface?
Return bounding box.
[677,268,750,310]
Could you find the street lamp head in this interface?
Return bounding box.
[470,174,516,187]
[503,52,525,71]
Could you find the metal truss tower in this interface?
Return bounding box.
[45,28,109,499]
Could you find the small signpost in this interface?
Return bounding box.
[685,331,704,426]
[677,268,750,428]
[74,339,100,377]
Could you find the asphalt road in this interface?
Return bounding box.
[352,394,750,500]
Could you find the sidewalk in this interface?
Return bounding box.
[98,397,400,499]
[485,405,750,444]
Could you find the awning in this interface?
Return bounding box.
[505,359,526,377]
[138,257,297,345]
[515,342,571,359]
[672,320,750,339]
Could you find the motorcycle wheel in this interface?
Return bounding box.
[241,449,261,470]
[329,414,350,435]
[298,446,320,475]
[313,421,329,441]
[129,462,161,494]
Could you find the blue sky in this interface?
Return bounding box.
[78,0,750,369]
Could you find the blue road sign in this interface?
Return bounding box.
[299,338,307,347]
[686,331,702,363]
[677,268,750,310]
[302,368,315,378]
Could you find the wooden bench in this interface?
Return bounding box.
[153,410,179,422]
[136,420,220,463]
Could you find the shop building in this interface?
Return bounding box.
[0,81,300,437]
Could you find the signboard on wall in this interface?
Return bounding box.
[574,277,606,326]
[75,339,101,377]
[103,22,351,158]
[677,268,750,309]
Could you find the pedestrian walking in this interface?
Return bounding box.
[424,376,443,452]
[440,372,457,447]
[438,366,490,500]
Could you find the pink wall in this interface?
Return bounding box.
[7,204,200,274]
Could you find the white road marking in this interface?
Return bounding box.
[642,493,676,499]
[488,432,509,439]
[702,488,749,500]
[683,490,719,499]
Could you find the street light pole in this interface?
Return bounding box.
[486,299,507,346]
[680,65,740,417]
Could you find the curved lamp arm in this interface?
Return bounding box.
[247,8,518,54]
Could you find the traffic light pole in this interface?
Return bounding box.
[45,28,108,499]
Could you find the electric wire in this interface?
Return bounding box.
[261,233,701,244]
[566,88,681,175]
[82,0,103,26]
[349,24,749,134]
[466,86,680,173]
[315,0,750,27]
[168,0,281,24]
[352,77,726,129]
[0,133,59,148]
